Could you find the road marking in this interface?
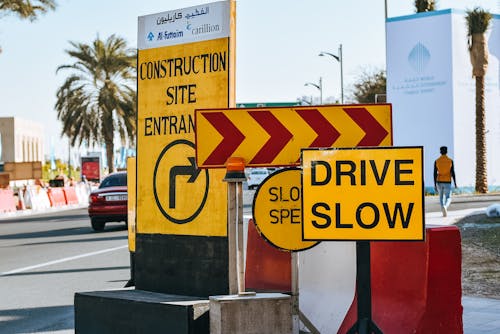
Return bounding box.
[0,244,128,277]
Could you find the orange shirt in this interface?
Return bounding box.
[434,155,454,183]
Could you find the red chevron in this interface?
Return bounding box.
[296,108,341,147]
[343,107,389,146]
[249,110,293,164]
[202,112,245,166]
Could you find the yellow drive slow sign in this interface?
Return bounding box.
[301,146,424,241]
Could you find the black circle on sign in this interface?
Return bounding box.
[153,139,209,224]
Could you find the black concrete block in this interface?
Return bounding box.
[135,233,229,297]
[74,289,209,334]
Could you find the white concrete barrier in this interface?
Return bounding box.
[75,183,90,205]
[23,186,51,210]
[299,242,357,333]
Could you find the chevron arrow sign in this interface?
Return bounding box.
[195,104,392,168]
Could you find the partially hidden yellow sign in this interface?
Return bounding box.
[127,157,136,252]
[137,37,232,236]
[302,147,424,241]
[253,168,318,251]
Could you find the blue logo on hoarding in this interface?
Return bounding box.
[408,42,430,73]
[147,32,155,41]
[392,42,446,96]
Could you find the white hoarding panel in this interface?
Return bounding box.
[387,10,500,188]
[451,12,477,189]
[485,15,500,186]
[387,11,453,188]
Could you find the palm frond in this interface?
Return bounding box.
[0,0,56,21]
[414,0,436,13]
[466,7,492,35]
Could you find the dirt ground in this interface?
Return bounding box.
[455,214,500,299]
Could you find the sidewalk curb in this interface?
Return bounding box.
[0,203,88,221]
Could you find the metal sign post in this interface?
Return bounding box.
[291,252,300,334]
[224,157,254,295]
[346,241,383,334]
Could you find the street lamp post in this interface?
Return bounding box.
[304,77,323,104]
[319,44,344,104]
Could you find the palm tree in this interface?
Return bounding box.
[0,0,56,52]
[0,0,55,19]
[466,7,492,194]
[414,0,436,13]
[55,34,136,173]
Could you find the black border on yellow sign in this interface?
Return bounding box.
[300,146,425,242]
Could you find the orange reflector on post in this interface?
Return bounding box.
[224,157,247,181]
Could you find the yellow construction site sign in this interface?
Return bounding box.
[137,1,235,237]
[127,157,136,252]
[301,147,424,241]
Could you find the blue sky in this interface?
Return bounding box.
[0,0,497,158]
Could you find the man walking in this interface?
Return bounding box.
[434,146,457,217]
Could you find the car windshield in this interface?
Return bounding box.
[99,173,127,188]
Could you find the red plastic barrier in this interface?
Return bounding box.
[245,219,292,292]
[63,187,79,205]
[337,226,463,334]
[47,187,67,207]
[0,189,17,213]
[417,226,463,333]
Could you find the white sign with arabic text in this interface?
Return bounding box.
[138,1,230,50]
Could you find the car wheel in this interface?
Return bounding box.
[91,218,106,231]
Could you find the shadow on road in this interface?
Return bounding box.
[0,225,128,241]
[0,305,74,333]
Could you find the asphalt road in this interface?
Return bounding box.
[0,192,498,333]
[0,208,130,333]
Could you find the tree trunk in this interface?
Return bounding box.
[105,138,115,173]
[470,34,488,77]
[475,76,488,193]
[470,33,489,193]
[102,110,115,173]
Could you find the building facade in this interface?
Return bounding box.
[0,117,44,163]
